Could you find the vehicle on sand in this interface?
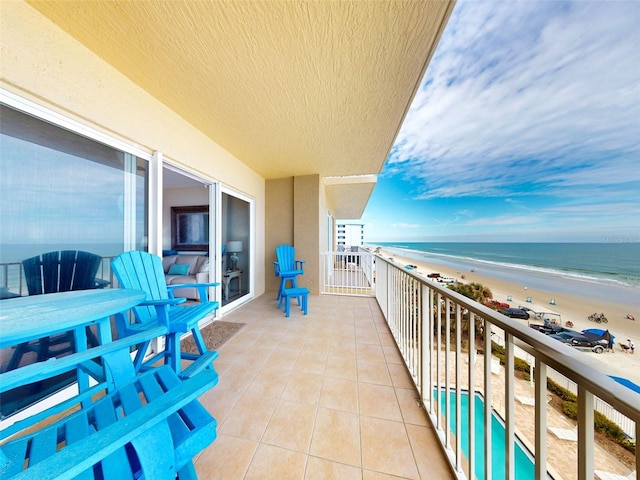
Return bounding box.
[550,330,608,354]
[484,300,510,310]
[529,323,569,335]
[499,307,530,320]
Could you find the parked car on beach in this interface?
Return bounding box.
[529,323,568,335]
[499,307,530,320]
[484,300,510,310]
[549,330,608,354]
[437,276,456,284]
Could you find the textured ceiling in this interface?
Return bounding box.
[28,0,453,183]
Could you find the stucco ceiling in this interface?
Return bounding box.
[27,0,453,216]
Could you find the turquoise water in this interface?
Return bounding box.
[437,390,551,480]
[375,242,639,305]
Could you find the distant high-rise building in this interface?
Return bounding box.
[336,223,364,249]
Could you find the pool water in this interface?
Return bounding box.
[437,390,549,480]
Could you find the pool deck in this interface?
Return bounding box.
[445,351,633,480]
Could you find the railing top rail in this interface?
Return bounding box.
[376,254,640,421]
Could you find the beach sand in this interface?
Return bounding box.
[375,248,640,386]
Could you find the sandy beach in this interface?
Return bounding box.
[374,247,640,386]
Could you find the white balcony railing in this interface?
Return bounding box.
[320,248,375,296]
[374,255,639,480]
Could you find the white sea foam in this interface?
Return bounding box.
[382,245,639,306]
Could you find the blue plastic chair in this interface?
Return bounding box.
[111,251,220,375]
[22,250,108,295]
[273,244,305,301]
[0,333,219,480]
[7,251,107,371]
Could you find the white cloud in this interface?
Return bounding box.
[386,1,640,201]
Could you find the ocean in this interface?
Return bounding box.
[372,242,640,306]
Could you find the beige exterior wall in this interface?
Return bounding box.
[294,175,321,295]
[319,178,335,255]
[265,174,338,296]
[265,178,294,296]
[0,1,266,296]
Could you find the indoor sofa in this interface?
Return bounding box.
[162,254,210,301]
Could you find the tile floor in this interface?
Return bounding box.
[193,294,455,480]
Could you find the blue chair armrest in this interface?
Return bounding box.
[166,282,220,289]
[294,260,305,272]
[273,262,280,276]
[140,297,187,306]
[137,298,186,329]
[167,283,220,303]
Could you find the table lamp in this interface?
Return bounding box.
[227,240,243,270]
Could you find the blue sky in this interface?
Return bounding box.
[361,0,640,243]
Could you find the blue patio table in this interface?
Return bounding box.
[0,288,219,479]
[0,288,147,395]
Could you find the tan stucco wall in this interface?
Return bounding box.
[319,179,333,254]
[265,178,294,295]
[0,1,266,296]
[294,175,320,295]
[265,175,338,296]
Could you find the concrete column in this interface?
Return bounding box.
[293,175,320,295]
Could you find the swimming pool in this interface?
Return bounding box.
[436,390,553,480]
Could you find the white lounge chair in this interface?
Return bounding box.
[516,395,536,406]
[594,470,636,480]
[548,425,577,441]
[491,357,501,375]
[516,394,551,406]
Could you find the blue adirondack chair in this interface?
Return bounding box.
[6,251,107,371]
[22,250,108,296]
[273,244,305,301]
[111,251,220,375]
[0,318,219,479]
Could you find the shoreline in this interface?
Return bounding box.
[382,245,639,305]
[371,246,640,386]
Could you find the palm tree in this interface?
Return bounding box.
[449,282,493,303]
[447,282,493,341]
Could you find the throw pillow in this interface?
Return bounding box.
[199,259,210,273]
[168,263,190,276]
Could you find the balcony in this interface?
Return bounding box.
[194,254,638,479]
[370,255,638,480]
[192,293,454,479]
[1,253,637,479]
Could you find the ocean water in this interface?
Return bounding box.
[373,242,640,306]
[0,243,124,264]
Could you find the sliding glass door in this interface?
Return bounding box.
[220,187,253,308]
[0,104,149,296]
[0,103,149,417]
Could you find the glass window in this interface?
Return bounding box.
[0,104,148,418]
[0,105,148,293]
[221,191,251,306]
